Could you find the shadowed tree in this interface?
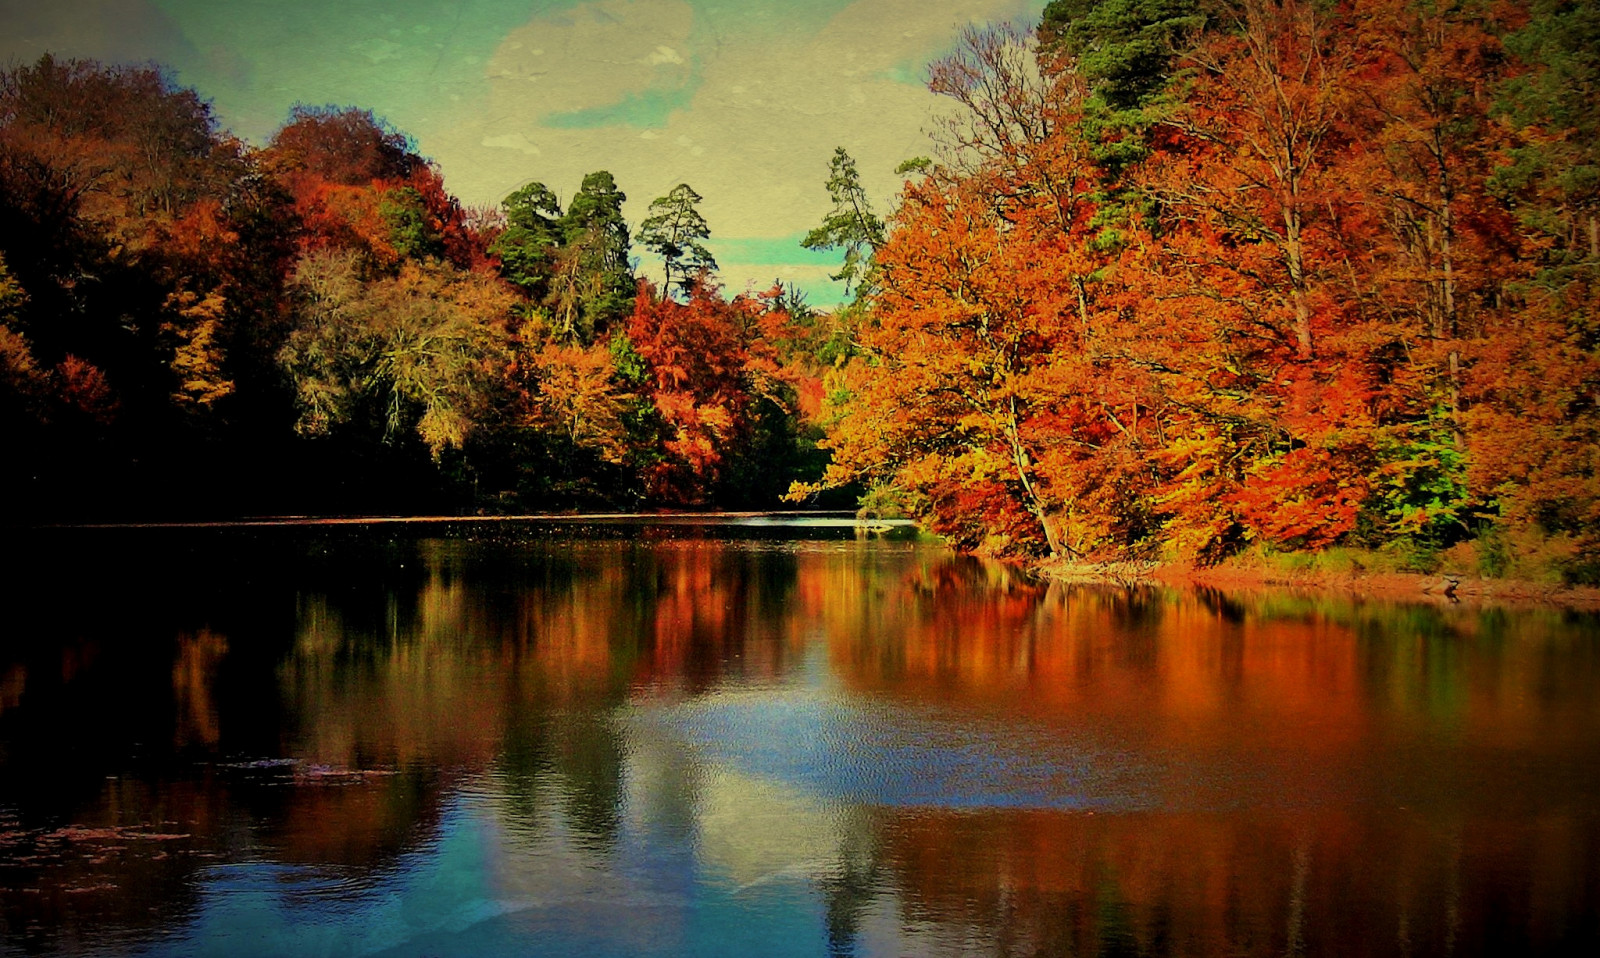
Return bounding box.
[1495,0,1600,280]
[279,249,515,458]
[266,104,416,185]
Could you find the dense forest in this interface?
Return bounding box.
[0,58,838,520]
[2,0,1596,584]
[798,0,1599,584]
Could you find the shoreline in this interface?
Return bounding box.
[1034,558,1600,612]
[9,509,866,531]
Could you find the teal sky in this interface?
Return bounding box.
[1,0,1043,305]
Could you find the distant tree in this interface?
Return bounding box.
[491,181,564,299]
[266,104,417,185]
[639,183,716,297]
[802,147,885,296]
[491,172,635,342]
[562,171,630,258]
[558,170,635,334]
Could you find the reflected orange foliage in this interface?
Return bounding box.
[878,806,1598,956]
[4,537,1599,952]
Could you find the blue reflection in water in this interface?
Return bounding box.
[136,671,1138,957]
[134,790,829,958]
[643,691,1159,812]
[133,796,497,958]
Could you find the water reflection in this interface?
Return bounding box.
[0,527,1597,956]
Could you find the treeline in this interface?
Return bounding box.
[804,0,1599,582]
[0,55,838,520]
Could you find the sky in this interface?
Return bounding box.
[0,0,1044,304]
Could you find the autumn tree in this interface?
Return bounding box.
[1472,0,1600,574]
[1151,0,1362,362]
[266,104,416,185]
[927,24,1116,338]
[523,342,631,466]
[263,104,480,274]
[796,173,1089,556]
[0,252,43,421]
[795,22,1141,557]
[279,249,516,457]
[0,56,317,515]
[0,56,247,404]
[1326,0,1521,550]
[1103,0,1384,554]
[623,280,750,500]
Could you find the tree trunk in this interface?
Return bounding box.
[1074,275,1090,344]
[1439,166,1463,448]
[1284,207,1313,359]
[1004,395,1064,557]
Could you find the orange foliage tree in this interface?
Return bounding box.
[802,0,1599,579]
[623,279,805,503]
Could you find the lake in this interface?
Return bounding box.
[1,518,1597,956]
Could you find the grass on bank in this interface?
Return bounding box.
[1218,525,1596,588]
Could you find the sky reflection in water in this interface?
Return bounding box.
[1,523,1598,956]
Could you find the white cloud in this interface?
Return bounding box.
[480,132,542,155]
[645,45,684,66]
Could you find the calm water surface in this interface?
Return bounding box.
[1,519,1598,956]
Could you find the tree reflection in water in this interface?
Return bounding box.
[0,524,1597,956]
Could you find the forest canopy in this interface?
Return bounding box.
[0,56,835,519]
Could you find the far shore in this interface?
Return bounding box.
[16,509,871,531]
[1035,558,1600,612]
